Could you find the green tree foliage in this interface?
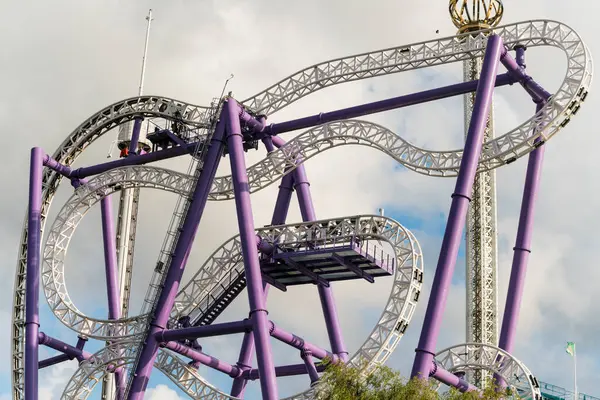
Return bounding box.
[315,361,516,400]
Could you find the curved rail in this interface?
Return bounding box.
[45,165,422,399]
[42,166,194,339]
[62,341,232,400]
[12,18,591,399]
[242,20,591,116]
[43,166,424,341]
[172,215,423,400]
[13,96,214,397]
[434,343,541,399]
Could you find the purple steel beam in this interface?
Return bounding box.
[225,99,278,400]
[162,129,187,147]
[38,354,71,369]
[244,362,327,380]
[126,116,227,399]
[240,73,514,136]
[230,327,258,397]
[301,351,320,384]
[42,141,197,181]
[72,142,196,178]
[497,104,546,351]
[411,35,503,380]
[25,147,43,400]
[316,285,348,361]
[269,321,340,363]
[157,319,252,342]
[162,341,242,378]
[498,105,547,354]
[42,154,72,176]
[38,332,92,361]
[515,46,526,69]
[76,336,87,349]
[261,131,275,153]
[500,50,551,103]
[431,363,477,392]
[272,135,349,362]
[41,72,518,184]
[39,336,88,369]
[128,117,143,154]
[271,172,295,227]
[231,171,295,397]
[257,235,275,253]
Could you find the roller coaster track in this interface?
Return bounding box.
[41,164,422,399]
[11,19,591,399]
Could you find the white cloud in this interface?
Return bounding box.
[145,384,184,400]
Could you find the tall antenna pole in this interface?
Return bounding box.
[103,9,154,400]
[138,9,153,96]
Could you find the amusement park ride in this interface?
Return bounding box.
[10,1,594,399]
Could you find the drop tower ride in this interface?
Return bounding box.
[449,0,504,385]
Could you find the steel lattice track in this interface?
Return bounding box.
[11,19,592,399]
[41,164,422,399]
[433,343,542,398]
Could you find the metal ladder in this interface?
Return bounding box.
[188,268,248,327]
[123,99,221,398]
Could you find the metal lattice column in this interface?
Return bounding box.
[463,55,499,386]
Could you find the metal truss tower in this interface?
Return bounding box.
[102,9,153,400]
[450,0,504,385]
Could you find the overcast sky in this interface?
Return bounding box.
[1,0,599,399]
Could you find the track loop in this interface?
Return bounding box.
[42,166,193,339]
[434,343,541,399]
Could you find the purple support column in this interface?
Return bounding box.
[301,351,320,385]
[230,171,294,397]
[411,35,503,380]
[262,136,275,153]
[273,135,349,362]
[127,116,227,399]
[271,172,295,226]
[515,46,526,69]
[315,285,348,361]
[128,117,143,155]
[230,327,260,397]
[25,147,43,400]
[498,103,546,354]
[225,99,278,400]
